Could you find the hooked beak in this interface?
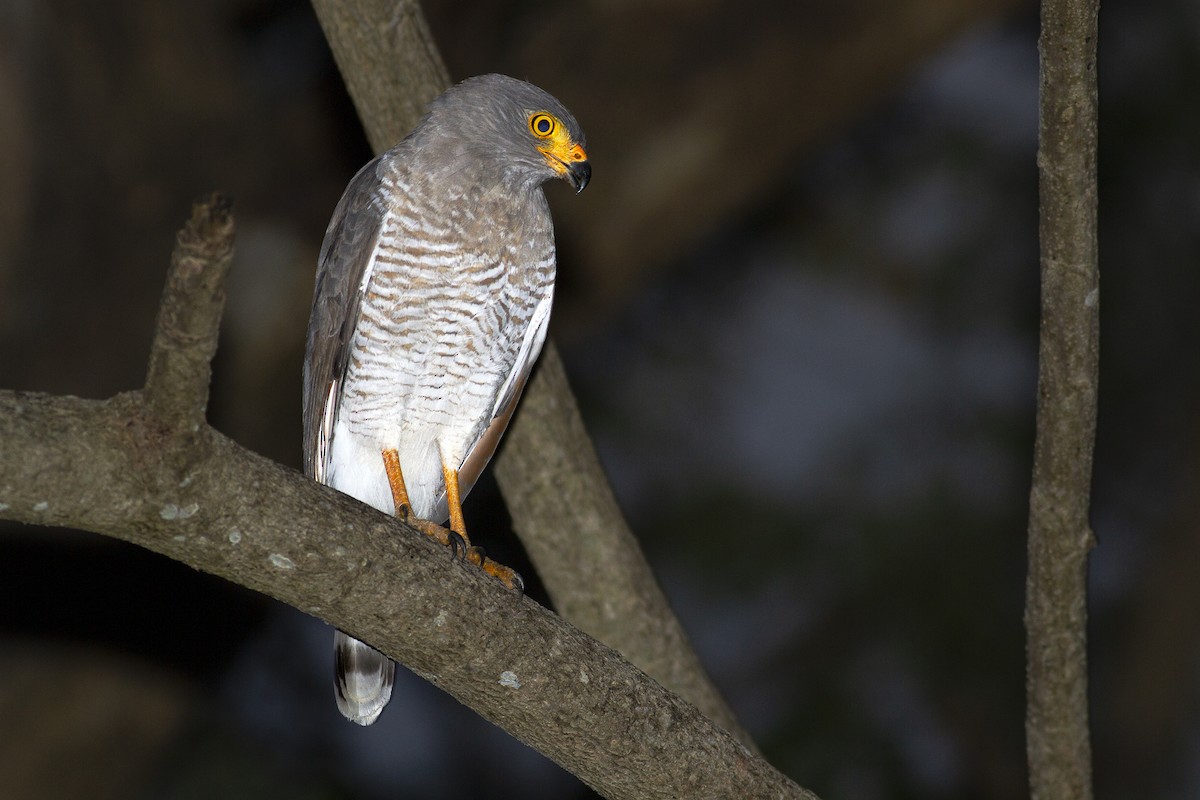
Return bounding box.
[566,159,591,193]
[541,141,590,193]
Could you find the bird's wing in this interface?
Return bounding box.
[492,290,553,423]
[456,290,554,496]
[302,156,387,483]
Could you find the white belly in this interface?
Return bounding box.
[327,416,451,522]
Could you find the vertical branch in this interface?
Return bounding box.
[1026,0,1100,798]
[142,194,235,427]
[309,0,449,154]
[494,345,754,746]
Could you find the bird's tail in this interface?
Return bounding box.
[333,629,395,725]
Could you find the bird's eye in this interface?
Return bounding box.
[530,113,557,138]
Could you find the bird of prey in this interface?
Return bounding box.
[302,74,590,725]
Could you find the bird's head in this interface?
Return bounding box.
[526,108,590,193]
[421,74,590,194]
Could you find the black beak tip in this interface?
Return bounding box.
[567,161,591,194]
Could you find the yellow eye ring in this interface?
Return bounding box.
[530,113,557,138]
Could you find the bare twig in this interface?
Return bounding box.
[307,0,753,746]
[1025,0,1100,797]
[143,194,235,426]
[0,197,815,799]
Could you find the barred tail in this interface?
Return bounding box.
[333,629,395,725]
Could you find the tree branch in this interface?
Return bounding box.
[308,0,753,747]
[310,0,450,154]
[1025,0,1099,797]
[0,196,814,799]
[143,193,235,426]
[495,347,750,745]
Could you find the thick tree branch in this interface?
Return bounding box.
[0,196,813,799]
[308,0,752,747]
[0,396,807,800]
[1025,0,1099,798]
[494,348,749,745]
[310,0,450,154]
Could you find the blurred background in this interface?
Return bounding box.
[1,0,1198,797]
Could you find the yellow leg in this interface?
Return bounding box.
[382,449,411,518]
[441,463,468,542]
[380,450,521,593]
[381,448,453,547]
[442,462,523,593]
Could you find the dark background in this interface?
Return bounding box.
[2,0,1199,798]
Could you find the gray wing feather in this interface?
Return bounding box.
[302,156,387,481]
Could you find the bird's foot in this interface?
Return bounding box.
[397,511,523,594]
[400,512,459,549]
[466,545,525,594]
[447,529,468,560]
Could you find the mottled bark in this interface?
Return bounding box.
[1025,0,1100,797]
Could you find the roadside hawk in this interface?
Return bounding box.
[302,74,590,725]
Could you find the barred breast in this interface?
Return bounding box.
[334,158,555,517]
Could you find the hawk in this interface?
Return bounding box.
[303,74,589,725]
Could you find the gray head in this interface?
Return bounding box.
[411,74,590,193]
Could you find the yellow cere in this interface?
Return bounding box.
[530,112,588,175]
